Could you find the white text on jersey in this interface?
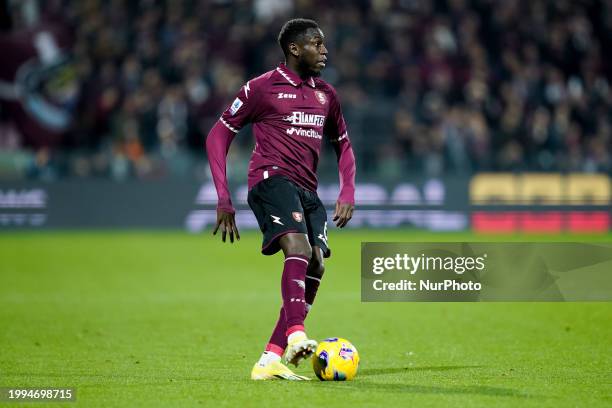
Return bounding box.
[284,112,326,127]
[286,127,322,140]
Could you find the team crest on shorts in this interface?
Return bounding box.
[315,91,327,105]
[292,212,303,222]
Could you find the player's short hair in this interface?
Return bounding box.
[278,18,320,58]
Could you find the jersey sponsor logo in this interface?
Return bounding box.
[229,97,243,115]
[292,211,303,222]
[315,91,327,105]
[271,215,284,225]
[284,111,326,127]
[278,92,297,99]
[286,127,322,140]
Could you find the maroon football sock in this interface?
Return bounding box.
[281,254,309,329]
[266,254,308,351]
[268,259,323,351]
[267,307,288,353]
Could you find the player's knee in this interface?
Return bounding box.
[308,259,325,279]
[280,234,312,259]
[291,243,312,259]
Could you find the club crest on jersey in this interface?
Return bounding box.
[229,98,243,115]
[292,212,303,222]
[315,91,327,105]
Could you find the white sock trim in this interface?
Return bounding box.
[285,257,309,265]
[257,350,281,366]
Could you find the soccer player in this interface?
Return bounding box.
[206,18,356,380]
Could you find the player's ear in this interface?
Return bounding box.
[289,42,300,58]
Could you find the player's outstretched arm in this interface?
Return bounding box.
[213,209,240,243]
[205,78,261,242]
[206,120,240,243]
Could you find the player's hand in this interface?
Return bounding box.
[213,209,241,243]
[333,202,354,228]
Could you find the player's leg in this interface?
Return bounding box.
[257,189,328,370]
[279,232,312,333]
[269,191,330,367]
[305,246,324,314]
[255,234,315,371]
[247,177,313,378]
[278,233,318,366]
[303,190,330,313]
[263,246,322,362]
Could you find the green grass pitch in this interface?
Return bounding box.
[1,230,611,407]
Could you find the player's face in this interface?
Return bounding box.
[297,28,328,77]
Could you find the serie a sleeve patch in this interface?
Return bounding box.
[229,97,243,115]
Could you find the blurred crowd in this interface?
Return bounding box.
[0,0,610,181]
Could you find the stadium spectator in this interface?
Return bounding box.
[0,0,610,180]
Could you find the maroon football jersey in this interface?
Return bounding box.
[219,63,349,192]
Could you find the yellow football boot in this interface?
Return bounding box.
[250,360,310,380]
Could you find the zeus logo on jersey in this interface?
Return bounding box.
[284,112,325,126]
[286,127,322,139]
[278,93,297,99]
